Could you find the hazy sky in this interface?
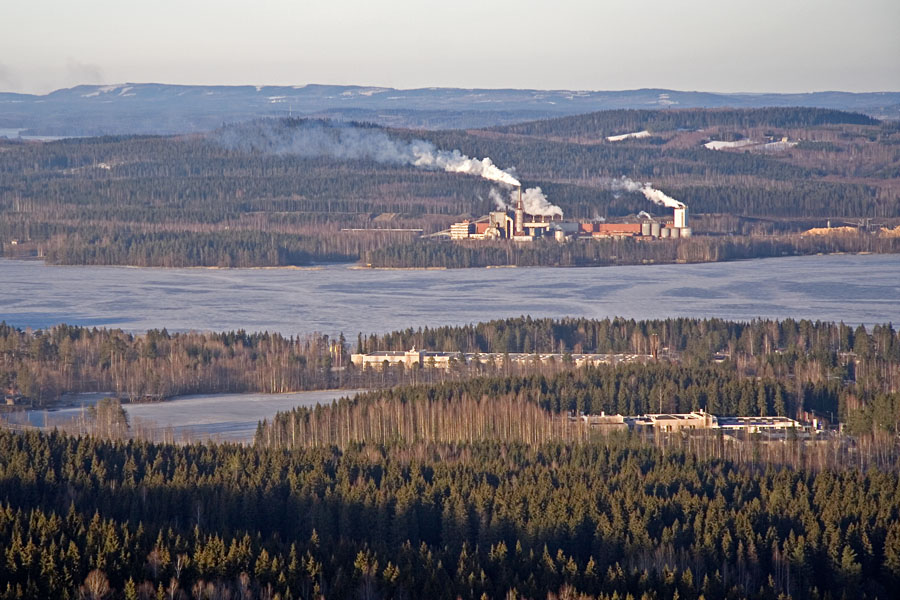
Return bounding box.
[3,0,898,94]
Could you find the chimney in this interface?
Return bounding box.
[515,186,525,235]
[674,206,688,229]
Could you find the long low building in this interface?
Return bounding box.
[350,348,653,369]
[570,410,806,434]
[626,410,803,433]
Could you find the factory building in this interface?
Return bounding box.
[448,190,691,242]
[350,348,458,369]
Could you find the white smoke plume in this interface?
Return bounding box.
[602,176,685,209]
[489,188,509,211]
[637,210,653,219]
[518,186,563,218]
[640,186,684,209]
[215,119,521,187]
[490,186,564,218]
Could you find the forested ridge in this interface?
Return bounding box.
[1,431,899,599]
[491,108,880,138]
[1,108,898,267]
[3,316,899,433]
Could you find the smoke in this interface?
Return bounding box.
[489,188,509,211]
[637,211,652,220]
[215,119,521,187]
[489,186,563,218]
[65,58,103,86]
[519,186,563,218]
[640,186,684,209]
[602,176,685,209]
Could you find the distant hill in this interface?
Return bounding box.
[492,107,880,139]
[0,84,898,136]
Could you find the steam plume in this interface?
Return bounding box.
[489,188,509,211]
[603,176,685,209]
[490,186,563,218]
[640,186,684,209]
[518,186,563,218]
[215,119,521,187]
[637,210,652,219]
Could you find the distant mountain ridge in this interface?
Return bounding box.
[1,83,898,135]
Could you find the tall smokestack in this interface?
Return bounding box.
[515,186,525,235]
[674,206,688,229]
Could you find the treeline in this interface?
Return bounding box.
[5,315,899,431]
[363,233,900,269]
[0,322,547,406]
[40,230,351,268]
[358,315,900,433]
[0,324,348,405]
[492,107,880,138]
[257,356,900,444]
[42,230,323,268]
[2,431,899,599]
[256,365,798,449]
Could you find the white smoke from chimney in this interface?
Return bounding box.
[489,188,509,211]
[637,210,653,219]
[215,119,522,187]
[513,186,563,218]
[640,186,685,209]
[601,176,685,209]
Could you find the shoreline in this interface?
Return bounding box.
[2,249,899,271]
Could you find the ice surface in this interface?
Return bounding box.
[1,255,898,338]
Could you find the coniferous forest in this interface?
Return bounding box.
[1,108,898,268]
[3,316,899,434]
[0,316,899,598]
[2,431,900,600]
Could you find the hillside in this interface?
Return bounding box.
[1,108,898,267]
[1,84,899,136]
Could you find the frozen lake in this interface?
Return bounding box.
[17,389,363,443]
[1,254,899,335]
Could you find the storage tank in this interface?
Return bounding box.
[660,227,671,238]
[670,227,681,239]
[650,223,661,237]
[680,227,692,238]
[554,229,566,242]
[641,222,652,236]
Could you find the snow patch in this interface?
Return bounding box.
[607,130,651,142]
[704,139,755,150]
[762,140,798,152]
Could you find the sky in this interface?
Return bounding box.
[2,0,898,94]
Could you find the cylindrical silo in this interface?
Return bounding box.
[641,222,651,236]
[670,227,681,239]
[680,227,692,238]
[650,223,661,237]
[660,227,671,238]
